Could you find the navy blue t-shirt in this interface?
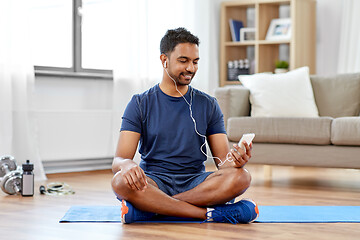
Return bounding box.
[120,84,226,174]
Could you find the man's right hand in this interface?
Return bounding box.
[118,159,148,191]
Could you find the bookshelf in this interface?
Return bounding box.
[220,0,316,86]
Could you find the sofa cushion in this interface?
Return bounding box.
[310,73,360,117]
[214,86,250,122]
[227,117,332,145]
[239,67,319,118]
[331,117,360,146]
[246,143,360,169]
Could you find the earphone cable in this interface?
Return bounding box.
[165,69,233,166]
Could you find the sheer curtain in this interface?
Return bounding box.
[111,0,219,153]
[0,0,46,181]
[338,0,360,73]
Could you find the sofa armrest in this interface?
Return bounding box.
[214,86,250,128]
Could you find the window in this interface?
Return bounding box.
[81,0,117,70]
[30,0,73,69]
[31,0,113,75]
[30,0,197,77]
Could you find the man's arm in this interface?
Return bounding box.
[112,130,148,191]
[207,133,252,169]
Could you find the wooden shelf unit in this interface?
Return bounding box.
[220,0,316,86]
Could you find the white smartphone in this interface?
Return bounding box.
[238,133,255,151]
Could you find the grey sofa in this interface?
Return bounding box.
[215,72,360,169]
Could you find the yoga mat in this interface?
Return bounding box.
[60,206,201,223]
[60,205,360,223]
[256,206,360,223]
[60,206,122,223]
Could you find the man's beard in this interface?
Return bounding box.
[171,72,194,86]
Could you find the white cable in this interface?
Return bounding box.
[165,69,233,166]
[45,182,75,196]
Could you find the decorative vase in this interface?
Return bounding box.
[274,68,288,74]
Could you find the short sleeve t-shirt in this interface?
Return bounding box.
[121,84,226,174]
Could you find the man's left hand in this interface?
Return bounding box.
[229,142,252,168]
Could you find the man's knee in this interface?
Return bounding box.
[111,171,132,200]
[239,167,251,187]
[230,168,251,193]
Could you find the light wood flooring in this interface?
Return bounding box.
[1,164,360,240]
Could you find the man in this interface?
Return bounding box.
[111,27,258,224]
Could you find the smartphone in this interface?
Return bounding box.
[238,133,255,151]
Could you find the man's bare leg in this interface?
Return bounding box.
[112,167,251,219]
[173,167,251,206]
[111,172,207,219]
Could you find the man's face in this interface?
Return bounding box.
[167,43,199,86]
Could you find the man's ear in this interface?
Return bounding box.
[160,54,167,68]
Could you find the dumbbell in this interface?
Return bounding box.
[0,155,22,195]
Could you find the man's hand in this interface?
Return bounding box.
[229,142,252,168]
[112,131,146,191]
[118,159,148,191]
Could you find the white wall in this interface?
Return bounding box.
[33,76,114,164]
[33,0,345,166]
[34,76,113,111]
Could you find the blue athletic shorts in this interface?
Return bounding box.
[145,171,214,196]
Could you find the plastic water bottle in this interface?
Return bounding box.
[21,160,34,196]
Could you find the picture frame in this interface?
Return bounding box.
[265,18,292,41]
[240,28,256,42]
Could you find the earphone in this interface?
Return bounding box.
[163,65,233,166]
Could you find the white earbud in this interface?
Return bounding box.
[164,61,167,68]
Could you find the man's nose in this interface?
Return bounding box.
[186,62,196,72]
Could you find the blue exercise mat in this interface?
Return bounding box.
[256,206,360,223]
[59,205,360,223]
[60,206,122,222]
[60,206,202,223]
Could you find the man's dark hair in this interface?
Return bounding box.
[160,27,200,55]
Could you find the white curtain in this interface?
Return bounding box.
[111,0,220,153]
[0,0,46,181]
[338,0,360,73]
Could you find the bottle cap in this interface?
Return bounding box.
[22,160,34,172]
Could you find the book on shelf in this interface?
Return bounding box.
[229,19,243,42]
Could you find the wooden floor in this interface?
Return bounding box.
[1,164,360,240]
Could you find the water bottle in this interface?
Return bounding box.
[21,160,34,196]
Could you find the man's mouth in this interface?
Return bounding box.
[181,73,193,80]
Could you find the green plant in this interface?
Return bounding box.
[275,60,289,69]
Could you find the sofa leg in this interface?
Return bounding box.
[263,165,272,181]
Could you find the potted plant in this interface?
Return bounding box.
[274,60,289,74]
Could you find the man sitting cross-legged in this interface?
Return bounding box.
[111,27,258,224]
